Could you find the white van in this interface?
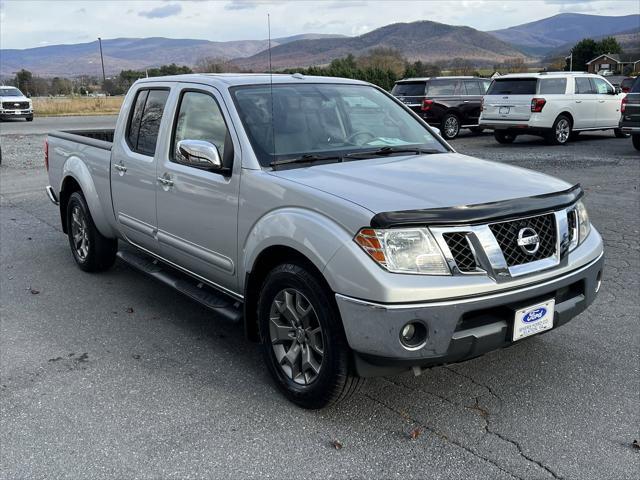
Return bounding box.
[479,72,626,145]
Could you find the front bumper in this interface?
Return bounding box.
[337,252,604,376]
[0,109,33,119]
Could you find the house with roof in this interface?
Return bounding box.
[586,53,640,75]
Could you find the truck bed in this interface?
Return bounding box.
[49,129,114,149]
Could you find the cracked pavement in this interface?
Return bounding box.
[1,118,638,479]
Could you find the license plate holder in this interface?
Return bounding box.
[499,106,510,115]
[513,299,555,341]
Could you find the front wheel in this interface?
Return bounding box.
[441,113,460,139]
[26,116,34,122]
[633,134,640,151]
[614,128,630,138]
[546,115,572,145]
[494,131,516,144]
[66,192,117,272]
[258,263,363,409]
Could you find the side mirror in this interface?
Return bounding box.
[177,140,222,171]
[614,86,622,95]
[432,127,442,137]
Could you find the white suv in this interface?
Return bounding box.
[479,72,626,145]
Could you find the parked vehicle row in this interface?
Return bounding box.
[0,86,33,121]
[45,73,604,409]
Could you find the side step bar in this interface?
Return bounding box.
[116,250,243,323]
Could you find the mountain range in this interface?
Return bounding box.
[1,13,638,77]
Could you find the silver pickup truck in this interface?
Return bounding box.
[45,74,604,409]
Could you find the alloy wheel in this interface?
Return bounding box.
[444,116,459,138]
[269,288,324,385]
[70,205,89,260]
[555,119,570,143]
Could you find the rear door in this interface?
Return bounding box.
[482,78,537,121]
[572,77,597,128]
[592,77,622,127]
[425,79,461,122]
[391,81,426,114]
[155,83,241,293]
[461,79,483,125]
[111,86,170,251]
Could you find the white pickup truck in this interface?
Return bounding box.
[45,74,604,408]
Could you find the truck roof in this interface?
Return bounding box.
[134,73,370,88]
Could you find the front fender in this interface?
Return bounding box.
[242,207,354,291]
[62,156,116,238]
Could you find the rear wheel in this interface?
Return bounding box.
[66,192,117,272]
[441,113,460,139]
[614,128,630,138]
[546,115,572,145]
[258,262,363,409]
[494,131,516,144]
[633,134,640,151]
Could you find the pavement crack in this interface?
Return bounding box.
[363,392,525,480]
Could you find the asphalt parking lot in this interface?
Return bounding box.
[1,117,638,480]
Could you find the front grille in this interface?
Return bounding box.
[443,232,477,272]
[2,101,29,110]
[489,213,557,267]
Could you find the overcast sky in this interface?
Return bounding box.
[0,0,637,50]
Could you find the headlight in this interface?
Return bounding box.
[354,227,450,275]
[576,200,591,245]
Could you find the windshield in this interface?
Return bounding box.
[232,83,447,167]
[1,88,23,97]
[487,78,537,95]
[391,82,426,96]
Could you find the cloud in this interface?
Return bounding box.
[138,3,182,19]
[225,0,258,10]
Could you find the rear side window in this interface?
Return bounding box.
[481,80,491,93]
[538,78,566,94]
[126,88,169,156]
[172,91,229,163]
[575,77,595,94]
[426,80,458,96]
[632,78,640,93]
[487,79,537,95]
[392,82,426,96]
[463,80,482,95]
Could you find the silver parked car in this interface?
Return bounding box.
[45,74,604,408]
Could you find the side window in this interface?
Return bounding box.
[427,80,457,96]
[173,91,229,164]
[463,80,482,95]
[575,77,595,94]
[481,80,491,93]
[592,77,613,95]
[137,90,170,156]
[539,78,567,94]
[126,89,148,150]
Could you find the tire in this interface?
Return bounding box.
[66,192,117,272]
[633,134,640,151]
[440,113,460,139]
[494,131,516,144]
[258,262,364,409]
[26,116,34,122]
[469,127,484,134]
[614,128,630,138]
[546,115,572,145]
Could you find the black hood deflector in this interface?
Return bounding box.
[370,184,583,228]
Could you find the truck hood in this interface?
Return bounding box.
[270,152,572,215]
[0,95,30,103]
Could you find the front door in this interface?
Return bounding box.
[111,87,170,251]
[592,77,622,127]
[155,84,241,294]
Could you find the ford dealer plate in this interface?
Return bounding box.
[513,299,555,341]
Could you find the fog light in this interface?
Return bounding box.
[399,321,428,350]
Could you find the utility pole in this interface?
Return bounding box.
[98,37,106,84]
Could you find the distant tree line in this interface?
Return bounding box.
[565,37,624,73]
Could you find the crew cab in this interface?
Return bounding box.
[45,74,604,409]
[0,86,33,121]
[391,76,490,139]
[480,72,626,145]
[620,77,640,150]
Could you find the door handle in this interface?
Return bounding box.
[575,100,582,103]
[598,100,605,103]
[114,164,127,172]
[463,100,470,103]
[157,176,174,187]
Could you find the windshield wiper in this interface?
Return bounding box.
[270,154,343,169]
[344,146,441,159]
